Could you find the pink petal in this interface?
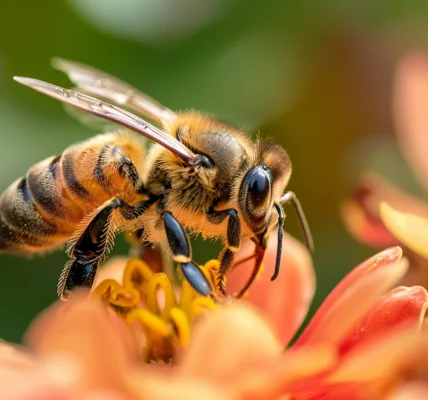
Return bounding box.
[387,383,428,400]
[339,286,428,354]
[295,247,407,347]
[25,294,135,392]
[226,231,315,345]
[0,342,71,400]
[179,303,281,383]
[394,52,428,190]
[130,373,233,400]
[0,341,37,371]
[341,173,428,248]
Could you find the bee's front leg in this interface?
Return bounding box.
[59,197,154,300]
[207,207,241,297]
[162,211,213,297]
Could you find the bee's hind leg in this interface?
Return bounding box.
[58,197,154,300]
[162,211,214,297]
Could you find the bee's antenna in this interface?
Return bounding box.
[271,192,313,281]
[271,203,285,281]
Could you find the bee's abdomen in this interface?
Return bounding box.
[0,169,66,253]
[0,132,145,254]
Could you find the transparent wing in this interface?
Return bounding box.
[52,58,176,125]
[14,77,196,165]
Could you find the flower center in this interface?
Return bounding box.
[92,258,219,363]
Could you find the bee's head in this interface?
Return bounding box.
[238,141,291,235]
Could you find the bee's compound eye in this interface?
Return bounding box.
[247,164,271,208]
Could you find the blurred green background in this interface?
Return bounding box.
[0,0,426,343]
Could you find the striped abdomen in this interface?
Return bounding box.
[0,132,145,253]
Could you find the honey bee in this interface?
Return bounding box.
[3,59,313,300]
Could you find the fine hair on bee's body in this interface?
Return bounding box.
[6,59,314,301]
[0,131,146,253]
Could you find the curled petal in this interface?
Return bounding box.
[394,52,428,190]
[380,202,428,260]
[295,247,407,347]
[179,304,281,383]
[227,231,315,345]
[341,173,428,247]
[339,285,428,354]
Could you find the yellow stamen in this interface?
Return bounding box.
[200,259,220,292]
[192,296,217,317]
[109,287,141,308]
[127,308,171,338]
[179,280,198,314]
[123,259,154,291]
[146,272,176,318]
[94,258,219,363]
[170,307,190,347]
[92,278,121,302]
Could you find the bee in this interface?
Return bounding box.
[3,59,314,300]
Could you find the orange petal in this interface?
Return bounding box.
[227,231,315,345]
[290,382,370,400]
[329,325,428,385]
[341,173,428,247]
[129,372,233,400]
[234,346,336,400]
[339,286,428,354]
[179,303,281,383]
[295,247,407,347]
[26,294,135,392]
[380,202,428,260]
[394,52,428,190]
[387,383,428,400]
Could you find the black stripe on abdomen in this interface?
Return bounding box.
[62,151,92,201]
[0,213,49,251]
[93,144,111,190]
[17,177,32,202]
[27,156,64,219]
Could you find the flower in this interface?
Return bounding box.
[342,52,428,286]
[1,234,427,399]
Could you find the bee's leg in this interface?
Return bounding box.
[207,207,241,296]
[162,211,213,297]
[235,239,266,298]
[59,197,154,300]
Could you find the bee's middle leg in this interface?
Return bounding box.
[207,207,241,296]
[161,211,213,297]
[59,197,153,300]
